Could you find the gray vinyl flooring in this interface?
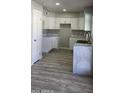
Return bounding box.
[31,49,93,93]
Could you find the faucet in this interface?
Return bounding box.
[80,32,83,37]
[86,32,92,43]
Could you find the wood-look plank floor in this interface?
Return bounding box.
[31,49,93,93]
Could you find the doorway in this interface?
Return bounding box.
[59,24,71,49]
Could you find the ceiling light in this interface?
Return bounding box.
[56,3,60,6]
[63,9,67,12]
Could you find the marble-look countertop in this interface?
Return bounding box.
[43,35,59,38]
[70,36,85,39]
[74,43,92,47]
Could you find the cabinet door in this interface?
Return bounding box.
[42,15,46,29]
[44,17,55,29]
[60,18,71,24]
[51,37,55,49]
[54,37,59,48]
[44,16,49,29]
[42,38,51,52]
[48,17,55,29]
[79,17,85,30]
[60,18,66,23]
[42,38,48,52]
[71,18,78,29]
[48,38,52,51]
[55,18,60,29]
[65,18,71,24]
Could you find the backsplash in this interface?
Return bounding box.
[71,30,85,37]
[43,29,60,37]
[43,29,92,43]
[71,30,92,43]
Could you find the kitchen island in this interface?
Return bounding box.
[73,42,93,76]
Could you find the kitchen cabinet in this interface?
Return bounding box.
[44,17,56,29]
[52,37,59,48]
[49,17,56,29]
[42,37,51,52]
[44,16,48,29]
[79,17,85,30]
[70,18,79,29]
[42,37,59,53]
[55,18,71,29]
[60,18,71,24]
[43,16,83,30]
[60,18,65,23]
[65,18,71,24]
[55,18,60,29]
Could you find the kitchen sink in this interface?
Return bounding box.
[76,40,92,44]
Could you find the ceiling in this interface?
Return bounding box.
[33,0,93,12]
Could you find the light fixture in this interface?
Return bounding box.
[56,3,60,6]
[63,9,66,12]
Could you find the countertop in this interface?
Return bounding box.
[43,36,59,38]
[70,36,85,39]
[74,43,92,46]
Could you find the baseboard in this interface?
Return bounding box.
[59,47,72,50]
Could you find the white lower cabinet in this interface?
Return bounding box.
[52,37,59,48]
[42,37,59,53]
[42,37,51,53]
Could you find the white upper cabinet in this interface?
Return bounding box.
[43,13,86,30]
[60,18,71,24]
[48,17,56,29]
[65,18,71,24]
[44,16,48,29]
[55,18,60,29]
[55,18,71,29]
[44,16,56,29]
[79,17,85,30]
[60,18,65,23]
[70,18,79,29]
[55,18,80,30]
